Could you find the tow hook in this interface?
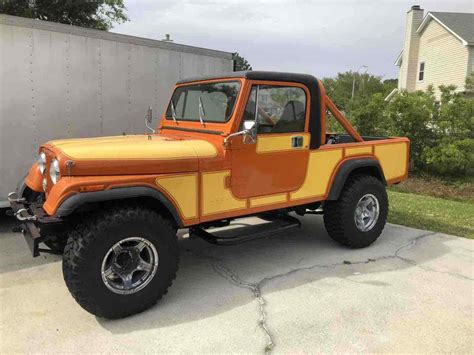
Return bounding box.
[7,192,25,204]
[8,192,38,221]
[14,208,38,221]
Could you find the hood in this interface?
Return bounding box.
[43,134,218,175]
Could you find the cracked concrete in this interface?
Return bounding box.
[0,213,473,353]
[213,263,275,353]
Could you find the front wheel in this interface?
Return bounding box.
[324,175,388,248]
[62,206,179,319]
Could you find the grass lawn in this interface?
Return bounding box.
[387,190,474,239]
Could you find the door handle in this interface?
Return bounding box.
[291,136,304,148]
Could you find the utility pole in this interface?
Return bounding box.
[351,65,368,100]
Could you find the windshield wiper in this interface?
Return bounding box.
[198,97,206,126]
[170,101,178,123]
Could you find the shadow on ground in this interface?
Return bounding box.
[0,210,15,233]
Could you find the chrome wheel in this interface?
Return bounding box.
[354,194,380,232]
[101,237,158,295]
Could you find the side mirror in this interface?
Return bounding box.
[223,120,257,148]
[145,106,155,134]
[242,120,256,144]
[243,120,255,130]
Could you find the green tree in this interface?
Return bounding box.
[465,71,474,95]
[350,93,388,136]
[385,88,436,169]
[383,78,398,89]
[323,70,473,177]
[423,85,474,175]
[232,52,252,71]
[0,0,128,31]
[322,71,390,113]
[322,71,397,135]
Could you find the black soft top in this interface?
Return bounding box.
[177,70,318,85]
[176,71,322,149]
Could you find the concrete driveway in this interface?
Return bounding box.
[0,213,472,353]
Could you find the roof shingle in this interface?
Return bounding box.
[428,12,474,44]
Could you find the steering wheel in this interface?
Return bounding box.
[327,134,339,144]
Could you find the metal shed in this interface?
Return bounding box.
[0,15,234,206]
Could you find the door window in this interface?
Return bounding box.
[243,85,306,134]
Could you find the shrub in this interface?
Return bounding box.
[350,93,389,136]
[325,71,473,177]
[385,89,436,170]
[422,86,474,176]
[424,139,474,176]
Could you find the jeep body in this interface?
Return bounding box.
[9,71,409,318]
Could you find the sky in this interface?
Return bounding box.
[113,0,474,80]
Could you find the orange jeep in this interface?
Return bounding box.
[9,71,409,318]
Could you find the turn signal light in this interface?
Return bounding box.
[78,185,106,192]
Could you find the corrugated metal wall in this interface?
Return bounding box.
[0,15,233,205]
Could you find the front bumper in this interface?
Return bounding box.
[8,192,65,257]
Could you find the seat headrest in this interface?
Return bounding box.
[281,100,305,121]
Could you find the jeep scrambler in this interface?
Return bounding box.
[9,71,409,318]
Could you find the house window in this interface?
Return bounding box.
[418,62,425,81]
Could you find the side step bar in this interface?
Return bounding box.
[189,214,301,246]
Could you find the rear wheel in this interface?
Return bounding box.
[324,175,388,248]
[62,206,179,319]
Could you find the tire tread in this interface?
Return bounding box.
[324,174,388,248]
[62,205,179,319]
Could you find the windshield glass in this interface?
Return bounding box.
[166,81,240,123]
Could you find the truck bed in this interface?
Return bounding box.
[325,134,397,144]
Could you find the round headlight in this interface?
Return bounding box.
[50,159,60,184]
[38,152,46,174]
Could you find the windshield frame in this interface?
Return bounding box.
[164,80,242,124]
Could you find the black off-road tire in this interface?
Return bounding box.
[324,175,388,248]
[62,206,179,319]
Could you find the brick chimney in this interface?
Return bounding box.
[398,5,424,91]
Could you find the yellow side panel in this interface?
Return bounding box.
[256,133,310,153]
[202,171,247,216]
[290,149,343,200]
[156,174,198,219]
[345,146,372,157]
[374,143,408,181]
[250,193,287,207]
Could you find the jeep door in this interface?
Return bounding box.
[230,82,311,199]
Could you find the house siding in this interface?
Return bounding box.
[415,20,469,97]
